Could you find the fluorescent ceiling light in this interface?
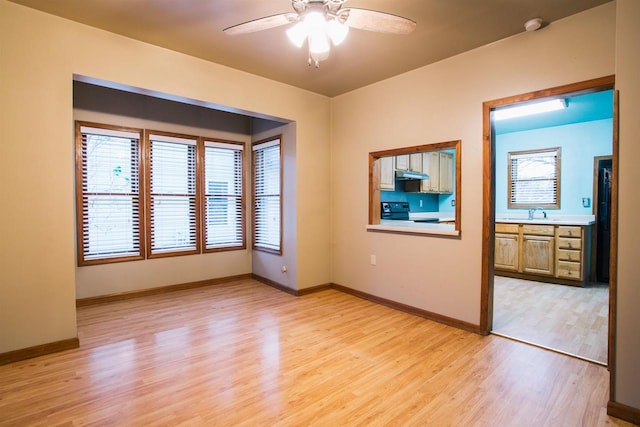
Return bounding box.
[494,99,567,121]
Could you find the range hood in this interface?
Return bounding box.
[395,170,430,180]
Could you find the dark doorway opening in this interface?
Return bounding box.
[595,157,612,283]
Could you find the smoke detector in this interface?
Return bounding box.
[524,18,543,32]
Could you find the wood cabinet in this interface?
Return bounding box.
[556,226,583,280]
[495,223,519,271]
[396,153,422,172]
[392,151,454,194]
[380,156,395,190]
[409,153,422,172]
[421,151,453,193]
[494,223,591,286]
[438,152,454,194]
[421,152,439,192]
[521,224,555,276]
[395,154,409,171]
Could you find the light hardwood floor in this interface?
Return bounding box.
[493,276,609,364]
[0,279,631,426]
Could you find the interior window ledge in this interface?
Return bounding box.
[366,224,460,237]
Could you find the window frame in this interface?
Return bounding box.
[75,121,145,266]
[145,130,201,258]
[201,139,246,252]
[252,136,282,254]
[507,147,561,209]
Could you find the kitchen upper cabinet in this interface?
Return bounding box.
[380,156,395,190]
[421,151,453,193]
[395,154,409,171]
[396,153,422,172]
[409,153,422,172]
[439,152,454,194]
[421,151,440,192]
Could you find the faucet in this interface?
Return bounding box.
[528,207,547,220]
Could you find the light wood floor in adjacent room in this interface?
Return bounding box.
[0,279,630,426]
[493,276,609,364]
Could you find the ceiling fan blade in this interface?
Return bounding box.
[343,8,416,34]
[224,13,298,35]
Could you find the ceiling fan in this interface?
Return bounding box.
[223,0,416,67]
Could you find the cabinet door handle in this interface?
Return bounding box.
[567,242,572,248]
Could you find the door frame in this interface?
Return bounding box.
[480,76,618,368]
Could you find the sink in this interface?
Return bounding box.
[496,215,595,225]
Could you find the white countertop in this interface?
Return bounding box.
[409,212,455,222]
[368,213,458,236]
[495,214,595,226]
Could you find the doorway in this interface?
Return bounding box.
[480,76,618,366]
[594,156,612,283]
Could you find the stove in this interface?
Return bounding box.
[381,202,440,223]
[381,202,410,220]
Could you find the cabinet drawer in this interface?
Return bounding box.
[557,249,581,262]
[557,261,582,280]
[557,226,582,238]
[496,223,519,233]
[557,237,582,250]
[521,224,555,236]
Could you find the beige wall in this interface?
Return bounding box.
[614,0,640,410]
[251,122,299,291]
[0,0,331,352]
[330,4,615,325]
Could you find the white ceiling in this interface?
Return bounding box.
[9,0,611,97]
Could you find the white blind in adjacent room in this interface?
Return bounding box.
[509,148,560,208]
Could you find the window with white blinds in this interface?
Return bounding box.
[147,132,199,256]
[508,148,561,209]
[76,123,144,265]
[204,141,245,251]
[252,138,281,254]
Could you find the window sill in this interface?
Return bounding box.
[367,223,460,237]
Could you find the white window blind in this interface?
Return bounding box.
[77,124,143,264]
[204,141,244,250]
[148,133,198,255]
[509,148,560,208]
[252,138,281,253]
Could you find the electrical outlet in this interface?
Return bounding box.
[370,255,376,265]
[582,197,591,208]
[451,199,456,207]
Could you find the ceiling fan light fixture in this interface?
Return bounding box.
[309,32,330,55]
[304,10,327,33]
[225,0,416,67]
[327,19,349,45]
[286,21,307,47]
